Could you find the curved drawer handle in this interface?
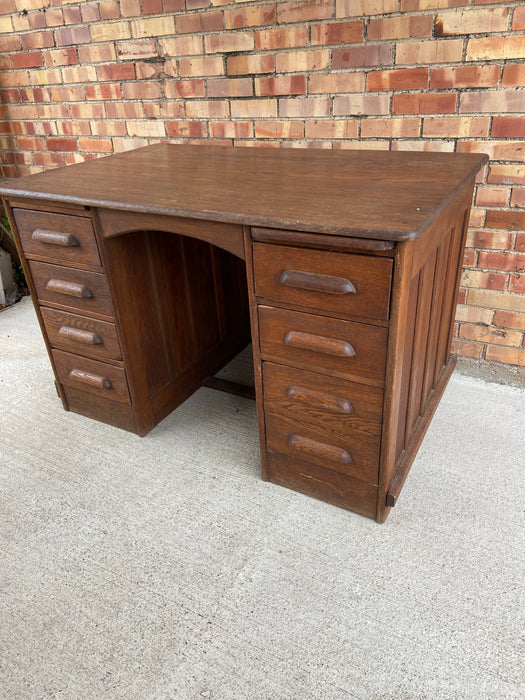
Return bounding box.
[288,434,352,465]
[68,369,112,390]
[280,269,356,295]
[58,326,102,345]
[32,229,79,247]
[286,385,354,414]
[283,330,355,358]
[46,279,93,299]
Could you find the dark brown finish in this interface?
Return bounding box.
[13,208,101,269]
[254,243,392,321]
[1,144,487,522]
[201,376,256,400]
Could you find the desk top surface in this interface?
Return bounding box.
[0,144,487,241]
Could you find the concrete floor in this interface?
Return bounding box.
[1,296,524,700]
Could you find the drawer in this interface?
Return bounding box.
[13,208,101,269]
[41,307,122,361]
[266,451,377,519]
[265,414,379,484]
[53,350,130,404]
[259,306,388,386]
[62,386,137,433]
[253,242,392,321]
[29,260,114,318]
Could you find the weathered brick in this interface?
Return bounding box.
[336,0,398,17]
[276,50,329,73]
[467,35,525,61]
[205,32,254,54]
[47,136,77,151]
[485,346,525,366]
[78,137,113,152]
[43,48,78,67]
[304,119,358,139]
[467,230,513,250]
[179,57,224,78]
[463,250,477,267]
[209,121,253,139]
[423,117,490,138]
[396,39,463,65]
[311,20,363,45]
[31,68,62,86]
[117,40,158,60]
[227,54,274,76]
[310,73,364,94]
[126,120,167,137]
[509,274,525,293]
[457,140,525,162]
[120,0,142,17]
[142,0,163,15]
[333,44,392,69]
[225,4,275,29]
[393,92,457,115]
[391,139,455,153]
[488,163,525,186]
[85,83,122,100]
[255,75,306,97]
[71,103,106,119]
[79,44,117,63]
[255,120,304,139]
[492,117,525,139]
[122,82,162,100]
[104,102,143,119]
[97,63,136,81]
[279,97,330,118]
[461,269,507,291]
[450,338,483,359]
[485,212,525,234]
[278,0,333,24]
[159,36,203,56]
[435,7,510,36]
[367,68,428,91]
[460,90,524,114]
[165,80,206,99]
[512,6,525,31]
[165,121,208,138]
[186,100,230,118]
[143,101,184,119]
[52,85,86,103]
[334,94,390,116]
[430,65,500,89]
[61,66,97,84]
[90,22,131,42]
[511,188,525,209]
[231,98,277,118]
[455,304,493,325]
[99,1,120,20]
[516,233,525,252]
[502,64,525,87]
[475,186,509,208]
[493,310,525,331]
[361,117,420,138]
[11,52,44,69]
[90,120,127,137]
[56,26,91,46]
[255,26,308,50]
[176,10,223,34]
[459,323,521,347]
[369,14,433,40]
[402,0,469,9]
[44,8,64,27]
[130,16,174,38]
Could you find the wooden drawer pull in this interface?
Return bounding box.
[280,269,356,295]
[32,229,79,247]
[288,434,352,465]
[283,330,355,357]
[68,369,112,390]
[46,278,93,298]
[286,385,354,414]
[58,326,102,345]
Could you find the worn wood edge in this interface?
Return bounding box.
[385,354,457,508]
[201,375,256,400]
[251,227,395,252]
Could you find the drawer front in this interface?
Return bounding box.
[253,242,392,321]
[265,414,379,483]
[53,350,130,404]
[13,208,101,269]
[41,307,122,361]
[29,260,114,318]
[267,451,377,519]
[259,306,388,386]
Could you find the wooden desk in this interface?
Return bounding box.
[1,145,487,522]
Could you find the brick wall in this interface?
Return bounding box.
[1,0,524,367]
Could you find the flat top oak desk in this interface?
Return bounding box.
[1,145,487,522]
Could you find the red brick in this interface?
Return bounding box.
[393,92,456,115]
[165,121,208,138]
[493,311,525,331]
[333,44,392,69]
[337,0,398,16]
[255,26,308,50]
[176,11,223,34]
[255,120,304,139]
[143,101,184,119]
[85,84,122,100]
[34,152,66,168]
[369,14,432,40]
[105,102,143,119]
[47,137,77,152]
[227,54,274,76]
[311,20,363,45]
[81,3,101,22]
[122,82,162,100]
[304,119,358,139]
[205,33,254,54]
[55,26,91,46]
[165,80,205,99]
[467,230,513,250]
[276,50,329,73]
[459,324,521,347]
[502,64,525,87]
[475,186,509,208]
[99,1,120,20]
[478,251,525,271]
[512,6,525,31]
[361,117,420,138]
[78,137,113,153]
[511,189,525,209]
[431,65,500,89]
[185,101,230,119]
[367,68,428,91]
[450,338,484,359]
[11,52,44,69]
[396,39,463,65]
[209,121,253,139]
[63,6,81,24]
[485,347,525,366]
[71,103,105,119]
[121,0,142,16]
[186,0,209,8]
[97,63,136,81]
[467,35,525,61]
[509,274,525,293]
[334,94,389,116]
[43,48,78,67]
[492,117,525,139]
[309,73,364,94]
[488,164,525,186]
[224,4,275,29]
[279,97,330,118]
[142,0,163,14]
[278,0,333,24]
[117,40,158,60]
[91,121,127,137]
[45,8,64,27]
[78,44,117,63]
[231,98,277,118]
[461,269,507,291]
[460,90,524,114]
[516,233,525,252]
[457,140,525,162]
[22,31,54,50]
[462,250,477,267]
[255,75,306,97]
[435,7,510,36]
